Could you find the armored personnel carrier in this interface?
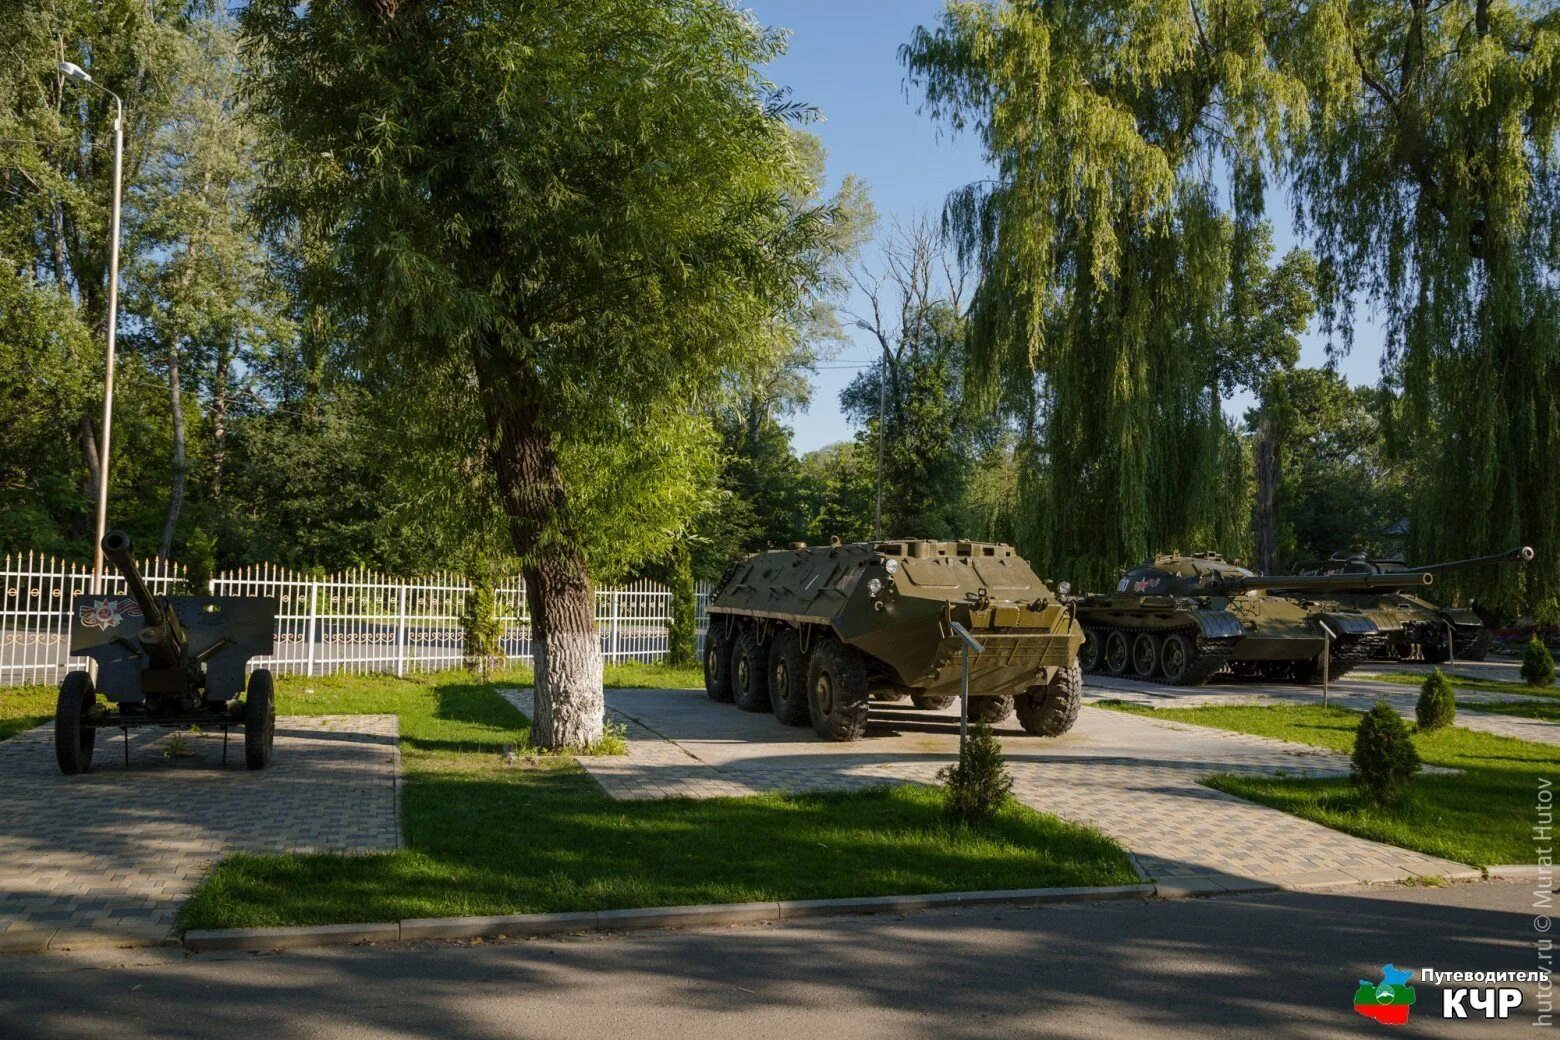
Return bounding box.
[1073,552,1434,685]
[1292,546,1533,661]
[704,539,1084,742]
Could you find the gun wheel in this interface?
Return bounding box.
[55,670,97,775]
[244,669,276,770]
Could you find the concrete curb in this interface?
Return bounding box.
[183,884,1157,953]
[1486,865,1556,883]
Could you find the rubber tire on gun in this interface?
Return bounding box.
[806,639,871,742]
[55,669,97,775]
[244,668,276,770]
[1015,664,1083,736]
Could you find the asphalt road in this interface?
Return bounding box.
[0,882,1549,1039]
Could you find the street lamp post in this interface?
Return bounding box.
[854,320,887,541]
[59,61,124,593]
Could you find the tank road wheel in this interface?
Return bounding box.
[1257,660,1293,681]
[54,670,97,776]
[806,640,871,742]
[730,627,772,713]
[1159,633,1197,685]
[911,693,957,711]
[244,669,276,771]
[1077,628,1103,673]
[703,623,735,703]
[1130,633,1159,678]
[1103,630,1130,675]
[970,695,1013,724]
[767,630,810,726]
[1016,664,1083,737]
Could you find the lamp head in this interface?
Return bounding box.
[57,61,92,83]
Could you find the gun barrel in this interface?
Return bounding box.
[1225,571,1435,594]
[100,530,163,628]
[1409,546,1535,576]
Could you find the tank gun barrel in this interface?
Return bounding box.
[1221,571,1435,594]
[1407,546,1534,576]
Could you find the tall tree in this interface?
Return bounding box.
[242,0,831,748]
[905,1,1308,590]
[1279,0,1559,618]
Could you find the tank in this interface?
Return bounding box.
[704,539,1084,742]
[1290,546,1534,661]
[1073,552,1435,685]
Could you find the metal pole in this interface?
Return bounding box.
[874,353,886,541]
[1318,620,1336,709]
[86,91,124,593]
[960,647,970,753]
[1444,620,1456,677]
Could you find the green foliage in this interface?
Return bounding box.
[1415,669,1456,732]
[665,548,697,669]
[183,527,217,593]
[241,0,836,591]
[1351,701,1422,807]
[904,5,1313,590]
[1523,637,1556,688]
[1250,369,1408,565]
[460,578,505,681]
[1280,0,1560,621]
[938,720,1014,825]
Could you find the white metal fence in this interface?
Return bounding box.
[1,551,711,686]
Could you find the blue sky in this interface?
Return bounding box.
[744,0,1386,453]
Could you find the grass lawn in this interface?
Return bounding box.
[181,667,1135,930]
[1461,700,1560,723]
[0,684,54,741]
[1367,670,1559,699]
[1097,701,1558,867]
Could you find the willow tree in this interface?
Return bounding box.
[1278,1,1558,619]
[242,0,827,747]
[905,1,1311,589]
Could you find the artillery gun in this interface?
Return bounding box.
[705,539,1083,741]
[1074,553,1435,685]
[54,531,278,774]
[1292,546,1534,661]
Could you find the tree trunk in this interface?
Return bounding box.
[159,341,187,560]
[475,348,603,750]
[78,414,100,501]
[210,337,231,500]
[666,545,697,668]
[1253,408,1279,574]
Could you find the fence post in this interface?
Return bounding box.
[396,583,408,678]
[611,589,621,662]
[305,581,319,677]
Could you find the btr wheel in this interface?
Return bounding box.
[731,627,771,713]
[1016,664,1083,736]
[806,639,870,742]
[970,695,1013,724]
[1130,633,1159,678]
[1103,630,1130,675]
[767,629,810,726]
[1078,628,1103,673]
[244,669,276,770]
[1159,633,1196,684]
[54,670,97,775]
[911,693,957,710]
[703,623,735,702]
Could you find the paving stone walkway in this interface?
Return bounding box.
[502,688,1473,894]
[0,715,400,950]
[1084,672,1560,746]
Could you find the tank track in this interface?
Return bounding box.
[1313,633,1378,681]
[1084,623,1238,687]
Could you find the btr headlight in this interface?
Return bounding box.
[867,578,883,597]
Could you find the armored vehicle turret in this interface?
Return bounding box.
[1074,552,1434,685]
[1291,546,1534,661]
[705,539,1083,741]
[55,531,278,774]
